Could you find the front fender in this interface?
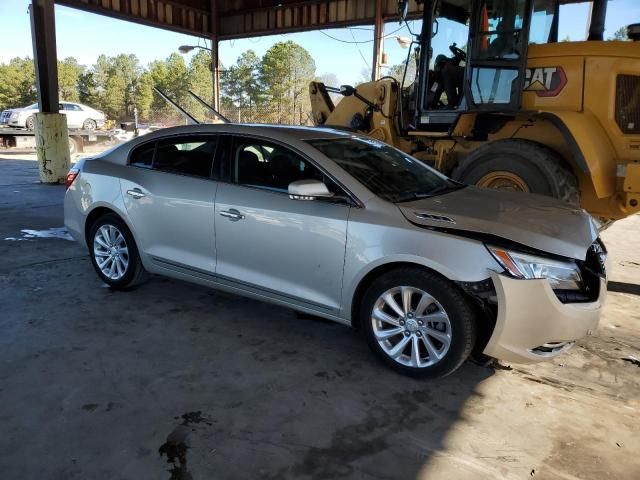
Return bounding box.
[538,111,617,198]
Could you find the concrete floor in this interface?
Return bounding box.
[1,155,638,480]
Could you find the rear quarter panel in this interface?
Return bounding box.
[67,159,139,253]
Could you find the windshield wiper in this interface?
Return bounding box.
[394,192,435,203]
[394,182,466,203]
[427,181,466,197]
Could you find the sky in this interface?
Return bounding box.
[0,0,637,86]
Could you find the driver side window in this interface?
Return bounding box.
[231,138,337,195]
[428,0,471,108]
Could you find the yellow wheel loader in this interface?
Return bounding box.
[310,0,640,221]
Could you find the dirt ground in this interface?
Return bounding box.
[0,156,638,480]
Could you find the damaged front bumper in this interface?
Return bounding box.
[483,271,606,363]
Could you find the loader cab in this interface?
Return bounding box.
[404,0,533,131]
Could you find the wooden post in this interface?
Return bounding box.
[371,0,383,81]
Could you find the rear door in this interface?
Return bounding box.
[213,135,350,312]
[61,103,81,128]
[465,0,532,110]
[119,134,219,274]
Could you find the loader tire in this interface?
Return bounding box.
[452,139,579,205]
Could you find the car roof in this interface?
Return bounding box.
[135,123,356,143]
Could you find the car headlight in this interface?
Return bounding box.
[487,246,582,290]
[10,112,19,120]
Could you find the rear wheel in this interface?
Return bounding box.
[68,136,78,154]
[452,139,579,205]
[361,267,476,378]
[82,119,97,130]
[88,213,146,289]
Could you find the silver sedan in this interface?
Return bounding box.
[64,124,607,377]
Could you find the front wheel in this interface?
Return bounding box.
[82,119,97,130]
[452,139,579,205]
[361,268,476,378]
[25,115,34,130]
[88,213,146,289]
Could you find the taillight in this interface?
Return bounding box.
[65,168,79,189]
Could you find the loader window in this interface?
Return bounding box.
[530,0,556,44]
[473,0,528,60]
[470,68,518,104]
[466,0,531,110]
[427,1,471,108]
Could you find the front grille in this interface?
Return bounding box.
[0,111,10,123]
[616,75,640,134]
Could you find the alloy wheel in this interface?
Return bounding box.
[371,286,452,368]
[93,224,129,280]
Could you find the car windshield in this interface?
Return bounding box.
[26,103,38,109]
[307,137,461,203]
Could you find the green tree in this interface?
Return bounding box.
[611,26,629,41]
[221,49,262,120]
[188,49,213,104]
[0,57,36,111]
[89,54,146,121]
[58,57,84,102]
[148,53,189,121]
[260,41,316,123]
[78,71,99,106]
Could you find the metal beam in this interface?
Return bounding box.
[587,0,608,41]
[210,0,220,111]
[30,0,59,113]
[54,0,424,41]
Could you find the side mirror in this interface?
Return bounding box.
[288,179,334,201]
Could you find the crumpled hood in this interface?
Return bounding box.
[397,186,599,260]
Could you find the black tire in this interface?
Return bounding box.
[25,115,34,130]
[68,136,77,154]
[452,139,579,205]
[83,119,97,130]
[88,213,146,290]
[361,267,476,378]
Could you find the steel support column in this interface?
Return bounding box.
[30,0,59,113]
[30,0,70,184]
[587,0,608,41]
[210,0,220,111]
[371,0,384,81]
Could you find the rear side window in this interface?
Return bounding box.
[130,143,155,168]
[129,135,218,178]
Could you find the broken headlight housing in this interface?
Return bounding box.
[487,246,583,290]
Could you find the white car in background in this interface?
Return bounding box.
[0,101,105,130]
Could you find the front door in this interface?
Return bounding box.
[214,136,350,312]
[465,0,533,110]
[119,134,219,274]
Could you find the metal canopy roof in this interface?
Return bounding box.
[55,0,425,40]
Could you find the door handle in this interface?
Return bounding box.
[219,209,245,221]
[126,188,145,199]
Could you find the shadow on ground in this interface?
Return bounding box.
[0,157,493,479]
